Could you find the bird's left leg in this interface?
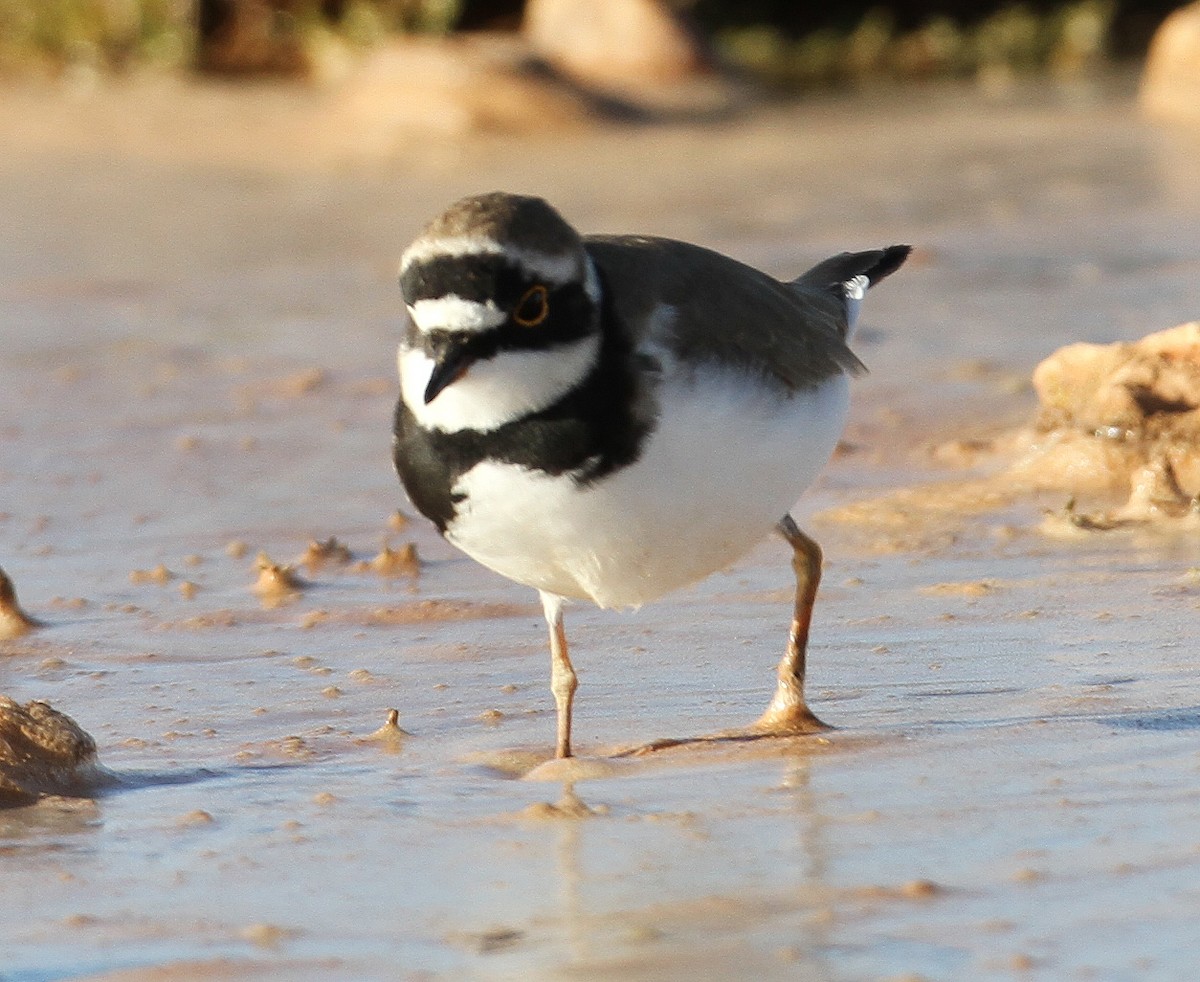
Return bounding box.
[540,591,578,759]
[753,514,831,734]
[614,516,831,757]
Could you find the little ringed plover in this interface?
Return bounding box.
[392,192,910,759]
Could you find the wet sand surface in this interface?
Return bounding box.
[3,72,1200,980]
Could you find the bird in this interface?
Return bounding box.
[392,192,909,759]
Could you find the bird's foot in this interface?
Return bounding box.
[751,700,833,736]
[613,709,832,758]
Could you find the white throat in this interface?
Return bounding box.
[398,333,602,434]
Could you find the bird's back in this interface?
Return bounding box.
[584,235,865,391]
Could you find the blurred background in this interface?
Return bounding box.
[2,1,1197,166]
[0,0,1189,91]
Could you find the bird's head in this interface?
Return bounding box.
[397,192,603,434]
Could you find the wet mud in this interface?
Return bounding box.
[3,71,1200,980]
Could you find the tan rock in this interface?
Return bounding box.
[1031,339,1135,430]
[1015,322,1200,527]
[0,567,40,640]
[1140,2,1200,126]
[369,542,420,578]
[1031,322,1200,440]
[1116,457,1195,520]
[832,322,1200,539]
[1005,426,1138,497]
[251,552,306,606]
[524,0,707,86]
[197,0,307,76]
[332,35,593,140]
[0,699,103,806]
[297,536,352,572]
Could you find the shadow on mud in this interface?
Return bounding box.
[1105,707,1200,731]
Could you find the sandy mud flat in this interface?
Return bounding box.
[2,71,1200,980]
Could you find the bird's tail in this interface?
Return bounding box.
[794,245,911,291]
[792,244,912,339]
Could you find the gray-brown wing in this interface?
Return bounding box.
[584,235,863,391]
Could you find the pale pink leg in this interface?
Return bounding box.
[541,592,578,759]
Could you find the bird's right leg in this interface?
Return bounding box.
[541,591,577,759]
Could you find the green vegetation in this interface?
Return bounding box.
[0,0,192,75]
[0,0,463,77]
[338,0,464,39]
[715,1,1119,90]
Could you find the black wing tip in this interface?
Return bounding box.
[793,245,913,291]
[866,244,912,287]
[843,350,869,377]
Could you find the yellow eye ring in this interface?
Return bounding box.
[513,284,549,327]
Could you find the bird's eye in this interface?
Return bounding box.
[513,285,549,327]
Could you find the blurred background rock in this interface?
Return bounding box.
[1140,1,1200,124]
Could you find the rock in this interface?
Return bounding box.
[1012,322,1200,525]
[196,0,308,76]
[830,322,1200,541]
[1005,427,1139,497]
[369,542,420,578]
[1032,339,1138,431]
[0,699,104,806]
[251,553,307,607]
[1140,2,1200,126]
[0,567,41,640]
[522,0,732,115]
[297,536,352,573]
[1117,457,1196,520]
[332,35,594,139]
[1031,322,1200,444]
[524,0,707,84]
[357,709,410,754]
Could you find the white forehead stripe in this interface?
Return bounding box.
[399,235,583,286]
[408,296,505,334]
[400,235,501,274]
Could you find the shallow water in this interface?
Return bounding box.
[2,72,1200,980]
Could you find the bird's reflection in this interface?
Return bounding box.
[543,756,837,976]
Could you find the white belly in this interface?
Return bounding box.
[444,367,849,608]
